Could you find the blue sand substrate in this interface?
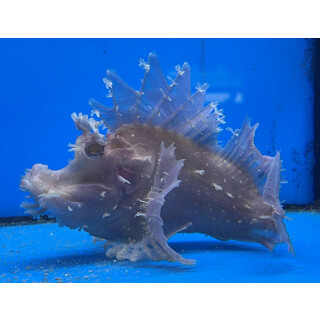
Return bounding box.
[0,212,319,283]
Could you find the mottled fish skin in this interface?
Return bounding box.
[20,53,293,264]
[108,124,281,248]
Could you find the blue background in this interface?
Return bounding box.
[0,39,315,217]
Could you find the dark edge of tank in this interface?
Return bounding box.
[313,38,320,206]
[0,215,56,227]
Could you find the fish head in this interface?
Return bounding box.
[20,113,156,232]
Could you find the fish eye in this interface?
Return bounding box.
[85,143,105,158]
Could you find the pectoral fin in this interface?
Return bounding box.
[104,142,195,265]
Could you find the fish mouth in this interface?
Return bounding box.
[20,184,48,216]
[20,163,115,218]
[20,174,80,217]
[19,164,70,216]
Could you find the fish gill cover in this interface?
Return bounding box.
[20,53,293,265]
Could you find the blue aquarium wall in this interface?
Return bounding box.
[0,38,315,217]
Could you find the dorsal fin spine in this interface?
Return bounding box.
[159,89,203,128]
[146,72,180,124]
[105,70,123,126]
[133,59,150,121]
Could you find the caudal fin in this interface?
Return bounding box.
[262,152,294,255]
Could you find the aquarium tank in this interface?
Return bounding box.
[0,38,319,283]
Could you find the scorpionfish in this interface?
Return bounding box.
[20,53,293,265]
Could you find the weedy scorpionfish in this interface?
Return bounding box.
[20,53,293,265]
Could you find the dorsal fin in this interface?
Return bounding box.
[88,69,139,130]
[262,152,283,211]
[135,54,170,123]
[220,117,293,253]
[221,117,273,191]
[89,53,224,150]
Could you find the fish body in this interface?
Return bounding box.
[20,54,293,264]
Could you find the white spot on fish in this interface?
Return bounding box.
[244,204,251,209]
[226,192,234,198]
[78,203,82,208]
[238,219,242,223]
[138,198,149,204]
[67,206,73,212]
[102,212,111,218]
[113,205,117,210]
[193,170,205,175]
[259,215,273,220]
[135,212,145,217]
[212,182,223,191]
[101,191,106,197]
[118,175,131,184]
[136,155,153,163]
